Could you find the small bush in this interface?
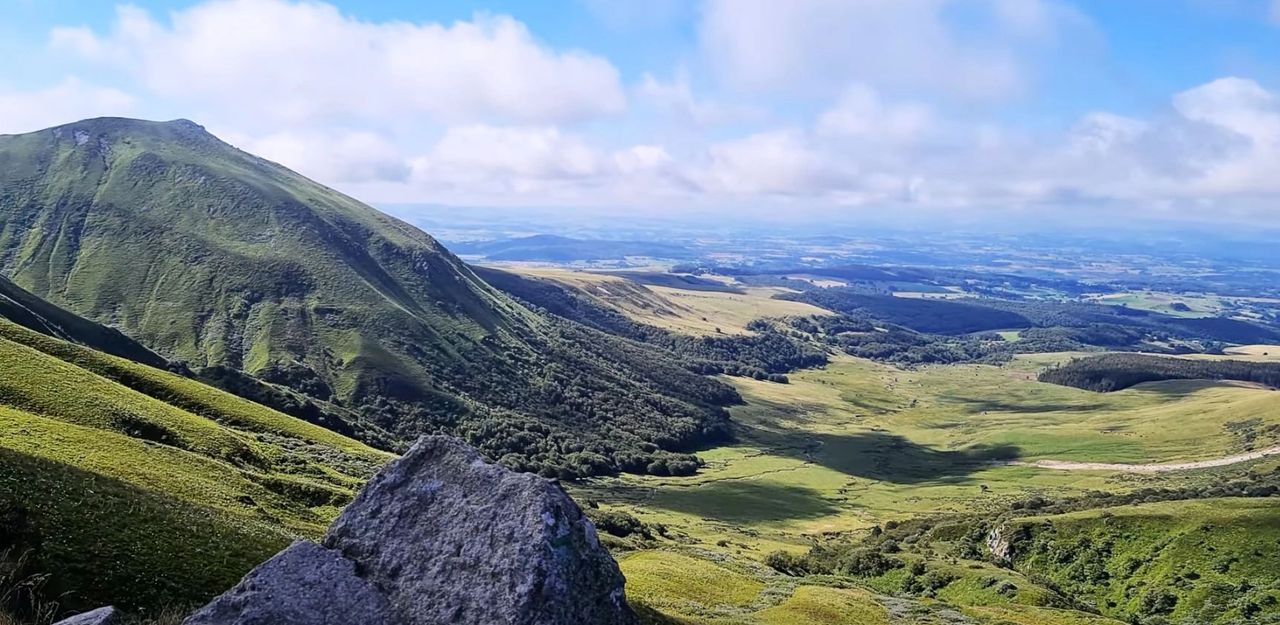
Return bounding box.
[837,549,901,577]
[764,551,808,576]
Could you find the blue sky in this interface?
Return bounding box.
[2,0,1280,225]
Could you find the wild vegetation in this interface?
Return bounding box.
[772,473,1280,624]
[1039,353,1280,392]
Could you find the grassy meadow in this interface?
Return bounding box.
[581,353,1280,551]
[498,265,830,335]
[575,345,1280,624]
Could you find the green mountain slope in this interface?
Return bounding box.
[0,315,389,614]
[1008,498,1280,624]
[0,273,163,366]
[0,117,733,477]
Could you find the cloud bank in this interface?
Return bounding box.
[0,0,1273,224]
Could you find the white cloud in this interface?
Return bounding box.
[637,70,761,126]
[228,129,411,184]
[51,0,625,128]
[702,130,848,196]
[420,125,604,182]
[304,76,1280,219]
[14,3,1279,224]
[1168,78,1280,195]
[0,78,136,135]
[816,84,934,144]
[1173,77,1280,140]
[698,0,1084,99]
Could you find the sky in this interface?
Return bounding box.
[2,0,1280,227]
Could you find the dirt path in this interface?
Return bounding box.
[1015,445,1280,473]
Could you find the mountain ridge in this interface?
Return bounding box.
[0,117,733,477]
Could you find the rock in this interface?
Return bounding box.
[53,607,119,625]
[185,436,638,625]
[986,526,1014,565]
[183,541,392,625]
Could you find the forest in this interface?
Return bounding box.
[1039,353,1280,392]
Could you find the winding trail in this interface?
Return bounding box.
[1014,445,1280,473]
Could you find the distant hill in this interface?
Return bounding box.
[1039,353,1280,392]
[451,234,693,261]
[0,117,731,477]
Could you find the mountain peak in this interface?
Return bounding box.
[18,116,221,149]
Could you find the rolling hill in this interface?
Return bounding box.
[0,117,733,478]
[449,234,694,262]
[0,274,164,367]
[0,300,390,614]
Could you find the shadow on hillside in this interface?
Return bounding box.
[803,430,1019,484]
[643,479,840,524]
[1127,378,1268,398]
[728,392,1020,488]
[737,415,1019,485]
[937,394,1110,414]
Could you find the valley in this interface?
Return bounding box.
[1,118,1278,625]
[487,265,1280,624]
[4,4,1280,625]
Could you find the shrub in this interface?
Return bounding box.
[764,551,808,576]
[837,549,901,577]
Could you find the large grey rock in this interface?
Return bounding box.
[186,436,638,625]
[183,541,392,625]
[53,607,119,625]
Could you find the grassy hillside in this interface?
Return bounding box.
[0,117,734,477]
[621,549,1129,625]
[0,317,388,615]
[1008,498,1280,623]
[0,274,163,367]
[577,347,1280,624]
[481,265,830,337]
[474,266,826,376]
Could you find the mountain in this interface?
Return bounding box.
[0,118,732,477]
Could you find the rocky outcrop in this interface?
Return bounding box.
[185,436,638,625]
[53,607,119,625]
[986,526,1015,565]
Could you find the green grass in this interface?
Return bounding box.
[1085,291,1221,318]
[1010,498,1280,623]
[621,549,1134,625]
[581,352,1280,555]
[0,318,390,614]
[581,351,1280,623]
[500,265,831,336]
[622,551,766,620]
[753,586,888,625]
